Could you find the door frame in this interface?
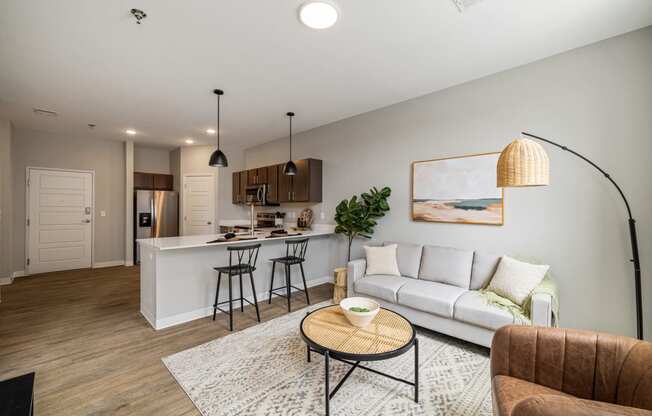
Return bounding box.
[180,173,217,236]
[25,167,96,275]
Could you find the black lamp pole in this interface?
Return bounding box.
[522,132,643,340]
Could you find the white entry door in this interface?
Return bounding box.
[182,174,215,235]
[27,168,93,274]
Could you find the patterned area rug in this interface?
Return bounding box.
[163,302,492,416]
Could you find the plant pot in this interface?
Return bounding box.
[333,267,347,303]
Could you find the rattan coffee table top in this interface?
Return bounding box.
[301,305,414,356]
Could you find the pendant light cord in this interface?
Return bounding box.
[289,114,292,159]
[217,94,221,151]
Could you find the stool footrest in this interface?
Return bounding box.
[270,285,306,297]
[216,297,257,312]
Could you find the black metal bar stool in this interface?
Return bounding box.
[268,238,311,312]
[212,243,262,331]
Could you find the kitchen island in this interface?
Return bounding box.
[137,225,337,330]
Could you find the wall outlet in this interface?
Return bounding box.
[100,210,107,217]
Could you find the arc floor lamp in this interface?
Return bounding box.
[497,132,643,340]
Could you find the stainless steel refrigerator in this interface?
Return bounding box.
[135,190,179,263]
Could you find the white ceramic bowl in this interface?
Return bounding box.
[339,297,380,328]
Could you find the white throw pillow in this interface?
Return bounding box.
[486,256,549,306]
[364,244,401,276]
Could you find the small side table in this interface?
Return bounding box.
[333,267,347,303]
[0,372,35,416]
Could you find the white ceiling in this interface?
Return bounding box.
[1,0,651,149]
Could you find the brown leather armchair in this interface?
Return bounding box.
[491,325,652,416]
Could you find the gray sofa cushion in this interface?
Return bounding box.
[383,241,423,279]
[453,291,515,330]
[470,251,502,290]
[418,245,474,289]
[354,275,412,303]
[397,280,467,318]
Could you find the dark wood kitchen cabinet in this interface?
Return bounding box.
[232,171,241,204]
[247,167,268,186]
[266,165,279,203]
[232,159,321,204]
[134,172,173,191]
[278,158,322,203]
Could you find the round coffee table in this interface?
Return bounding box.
[300,305,418,415]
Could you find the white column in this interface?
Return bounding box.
[125,141,134,266]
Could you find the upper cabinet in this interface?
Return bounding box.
[233,158,322,204]
[134,172,174,191]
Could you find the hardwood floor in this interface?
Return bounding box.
[0,266,333,415]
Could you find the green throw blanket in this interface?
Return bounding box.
[478,274,559,326]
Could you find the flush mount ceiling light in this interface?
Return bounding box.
[299,1,339,29]
[125,129,137,136]
[185,138,195,144]
[206,128,216,135]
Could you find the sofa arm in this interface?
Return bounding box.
[513,395,652,416]
[347,259,366,297]
[530,293,553,327]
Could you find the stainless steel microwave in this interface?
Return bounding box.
[245,184,270,205]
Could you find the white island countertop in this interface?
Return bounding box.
[137,224,335,251]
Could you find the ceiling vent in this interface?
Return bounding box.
[452,0,485,12]
[33,108,58,117]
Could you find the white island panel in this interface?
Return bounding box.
[139,229,338,330]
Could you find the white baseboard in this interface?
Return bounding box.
[151,275,334,330]
[0,277,13,285]
[12,270,26,278]
[92,260,125,268]
[124,260,134,267]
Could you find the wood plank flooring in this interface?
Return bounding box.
[0,266,333,415]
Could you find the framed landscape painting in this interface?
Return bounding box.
[412,152,503,225]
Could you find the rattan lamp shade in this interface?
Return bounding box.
[497,138,550,187]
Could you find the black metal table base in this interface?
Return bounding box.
[307,339,419,416]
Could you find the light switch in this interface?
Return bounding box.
[320,212,325,220]
[100,211,107,217]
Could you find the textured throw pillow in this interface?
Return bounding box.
[364,244,401,276]
[486,256,550,306]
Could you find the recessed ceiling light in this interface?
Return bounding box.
[206,128,216,135]
[185,138,195,144]
[125,129,137,136]
[299,1,339,29]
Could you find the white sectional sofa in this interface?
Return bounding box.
[347,242,553,348]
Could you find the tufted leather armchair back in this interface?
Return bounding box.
[491,325,652,410]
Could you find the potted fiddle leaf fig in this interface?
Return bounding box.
[335,186,392,262]
[332,186,391,302]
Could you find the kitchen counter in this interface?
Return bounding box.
[137,226,334,251]
[136,224,338,330]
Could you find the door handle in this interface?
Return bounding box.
[82,219,91,223]
[207,221,212,225]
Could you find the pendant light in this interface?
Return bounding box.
[283,112,297,175]
[208,89,228,167]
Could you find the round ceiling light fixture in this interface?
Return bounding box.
[299,1,339,29]
[206,128,216,135]
[185,138,195,144]
[125,129,137,136]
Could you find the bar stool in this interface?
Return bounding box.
[268,238,311,312]
[212,243,262,331]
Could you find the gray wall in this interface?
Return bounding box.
[0,120,13,278]
[134,145,171,174]
[244,27,652,339]
[12,128,126,267]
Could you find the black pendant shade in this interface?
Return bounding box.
[209,89,228,167]
[283,160,297,175]
[209,149,228,167]
[284,112,296,176]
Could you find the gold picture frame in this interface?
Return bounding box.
[411,152,504,225]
